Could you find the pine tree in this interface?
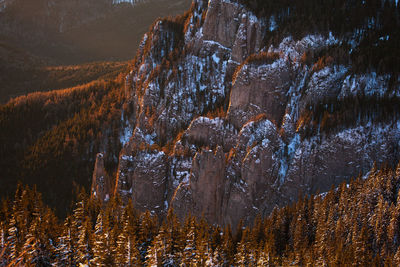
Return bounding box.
[352,224,373,266]
[6,187,24,264]
[387,204,400,253]
[394,246,400,265]
[0,221,8,266]
[91,212,109,266]
[162,210,183,266]
[76,217,93,266]
[314,197,331,266]
[181,217,196,266]
[17,188,55,266]
[234,241,248,266]
[194,238,209,266]
[56,217,77,266]
[138,210,158,253]
[210,247,224,266]
[114,211,141,266]
[293,211,308,264]
[145,232,163,267]
[255,243,269,266]
[6,214,19,264]
[21,219,50,266]
[221,224,235,265]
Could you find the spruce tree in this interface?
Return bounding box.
[56,217,77,266]
[91,212,109,266]
[76,217,93,266]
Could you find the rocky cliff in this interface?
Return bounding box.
[92,0,400,227]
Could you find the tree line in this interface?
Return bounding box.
[1,163,400,266]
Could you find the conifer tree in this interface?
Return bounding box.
[145,232,164,267]
[114,211,142,266]
[0,221,8,266]
[181,216,196,266]
[293,211,308,264]
[21,219,51,266]
[352,225,373,265]
[6,214,19,264]
[193,238,210,266]
[76,217,93,266]
[162,209,183,266]
[210,247,224,266]
[0,221,5,249]
[234,241,248,267]
[394,246,400,265]
[115,228,141,266]
[56,217,78,266]
[91,211,110,266]
[387,204,400,253]
[138,210,158,253]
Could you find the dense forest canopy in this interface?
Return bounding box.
[1,164,400,265]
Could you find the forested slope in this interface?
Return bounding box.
[0,69,129,217]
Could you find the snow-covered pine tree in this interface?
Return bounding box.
[18,189,54,266]
[145,232,163,266]
[256,245,268,266]
[91,211,115,266]
[115,225,141,266]
[21,220,42,265]
[6,186,30,266]
[210,247,224,266]
[0,221,8,266]
[193,238,209,266]
[114,200,142,266]
[91,212,107,266]
[181,217,197,266]
[234,241,248,266]
[138,210,158,255]
[56,217,77,266]
[76,217,93,266]
[163,209,184,266]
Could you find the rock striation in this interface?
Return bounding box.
[92,0,400,228]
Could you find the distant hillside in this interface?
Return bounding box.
[0,0,191,64]
[0,0,191,102]
[0,41,128,103]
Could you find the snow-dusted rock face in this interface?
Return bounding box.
[115,150,168,216]
[92,0,400,227]
[228,58,291,128]
[185,116,237,151]
[285,123,400,196]
[173,146,227,223]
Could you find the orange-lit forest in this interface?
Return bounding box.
[0,71,128,217]
[1,165,400,266]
